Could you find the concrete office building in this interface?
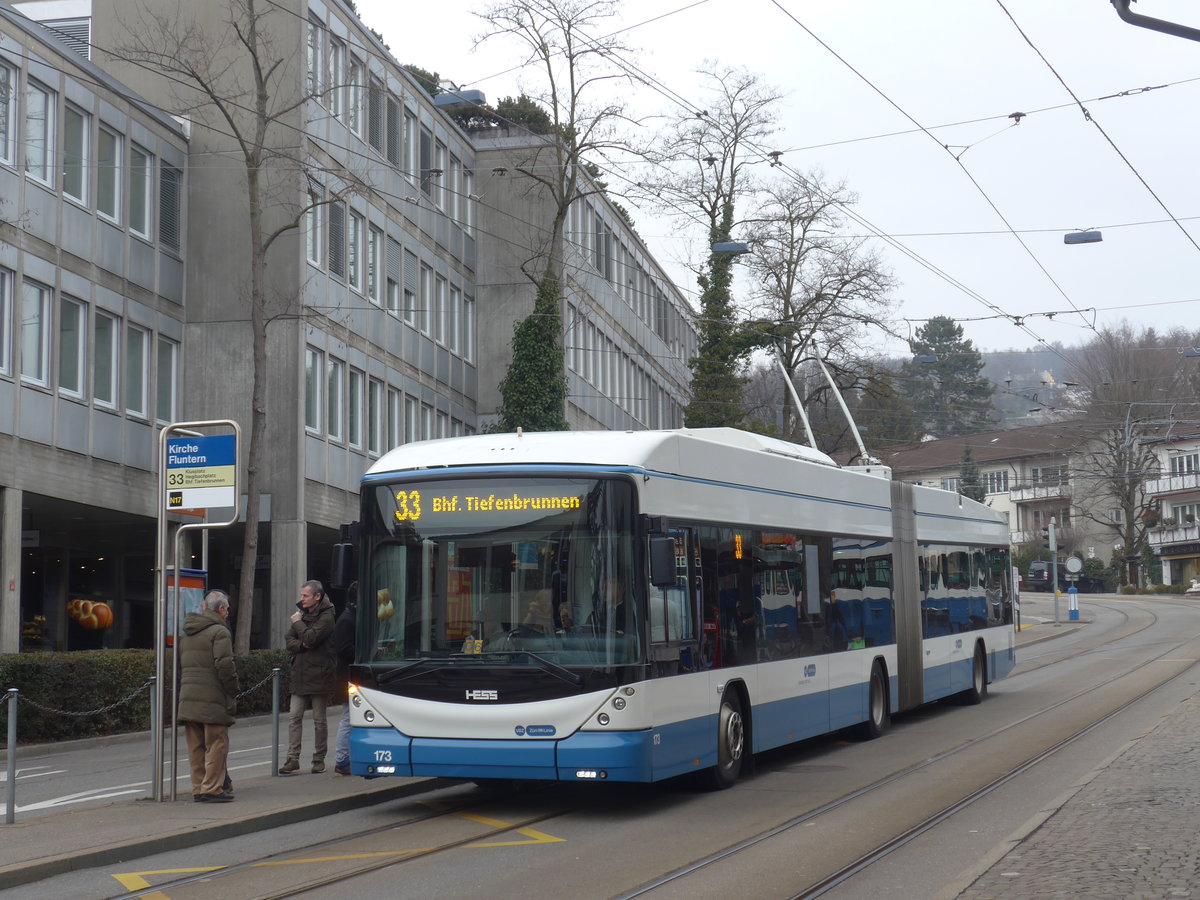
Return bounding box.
[3,0,697,652]
[0,0,189,652]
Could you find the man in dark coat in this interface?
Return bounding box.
[280,579,337,774]
[179,589,239,802]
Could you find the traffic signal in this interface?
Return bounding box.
[1041,526,1051,549]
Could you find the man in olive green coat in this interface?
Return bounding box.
[179,590,239,802]
[280,580,337,774]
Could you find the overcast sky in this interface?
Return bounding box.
[355,0,1200,358]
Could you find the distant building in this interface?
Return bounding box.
[881,422,1122,566]
[1142,434,1200,586]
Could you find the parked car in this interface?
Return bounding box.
[1026,560,1105,592]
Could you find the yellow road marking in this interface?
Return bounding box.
[111,811,564,894]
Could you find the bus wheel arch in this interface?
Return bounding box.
[854,658,891,740]
[706,682,749,790]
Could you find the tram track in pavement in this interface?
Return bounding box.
[616,605,1200,900]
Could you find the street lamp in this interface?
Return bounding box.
[1064,229,1102,245]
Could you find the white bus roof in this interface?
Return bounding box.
[366,428,840,479]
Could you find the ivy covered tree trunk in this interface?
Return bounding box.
[494,276,569,432]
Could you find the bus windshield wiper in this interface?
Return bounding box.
[471,650,584,685]
[374,658,438,686]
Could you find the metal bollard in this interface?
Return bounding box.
[271,668,281,777]
[147,676,158,800]
[6,688,17,825]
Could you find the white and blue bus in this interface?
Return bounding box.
[341,428,1015,788]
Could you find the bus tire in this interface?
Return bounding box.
[959,644,988,705]
[707,690,746,790]
[854,661,890,740]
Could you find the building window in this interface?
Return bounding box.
[304,346,322,432]
[0,63,13,164]
[93,311,117,407]
[368,78,383,154]
[20,281,50,385]
[449,285,461,354]
[306,18,324,98]
[328,201,346,278]
[368,378,382,455]
[984,470,1009,494]
[403,396,416,444]
[125,324,148,416]
[940,476,960,493]
[386,96,400,166]
[0,268,10,375]
[419,126,432,195]
[434,275,446,344]
[1170,502,1199,523]
[347,368,364,448]
[367,225,383,304]
[129,145,152,238]
[403,250,417,325]
[463,294,475,363]
[348,211,365,291]
[433,140,447,209]
[156,336,177,422]
[1169,452,1199,475]
[159,165,182,251]
[348,56,364,136]
[403,109,417,182]
[326,357,343,441]
[328,36,345,118]
[386,237,400,314]
[420,403,432,441]
[25,81,54,184]
[462,168,475,235]
[97,127,120,220]
[419,264,432,334]
[59,296,85,397]
[63,105,88,203]
[386,387,401,450]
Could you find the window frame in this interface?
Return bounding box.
[0,268,11,375]
[304,346,323,433]
[93,310,118,408]
[367,224,383,304]
[326,357,344,441]
[348,209,365,291]
[128,144,152,239]
[24,80,54,185]
[58,294,86,398]
[124,323,148,417]
[19,280,51,386]
[347,367,364,449]
[156,335,177,423]
[62,104,89,204]
[97,126,120,221]
[0,62,14,165]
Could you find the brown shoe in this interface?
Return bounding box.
[278,758,300,774]
[311,760,326,774]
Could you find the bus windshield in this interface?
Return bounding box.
[359,475,639,667]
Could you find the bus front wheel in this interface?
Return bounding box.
[707,691,745,790]
[959,645,988,705]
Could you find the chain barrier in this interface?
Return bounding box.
[235,669,279,702]
[14,679,155,718]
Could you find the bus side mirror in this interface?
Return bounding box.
[331,542,355,590]
[649,536,676,588]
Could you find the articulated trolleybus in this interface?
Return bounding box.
[341,428,1014,788]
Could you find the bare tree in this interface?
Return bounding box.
[108,0,357,651]
[742,171,895,446]
[1066,323,1200,583]
[477,0,635,430]
[640,65,782,427]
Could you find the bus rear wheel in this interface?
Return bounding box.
[707,691,745,790]
[854,661,890,740]
[959,645,988,705]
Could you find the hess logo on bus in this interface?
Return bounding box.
[465,690,498,701]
